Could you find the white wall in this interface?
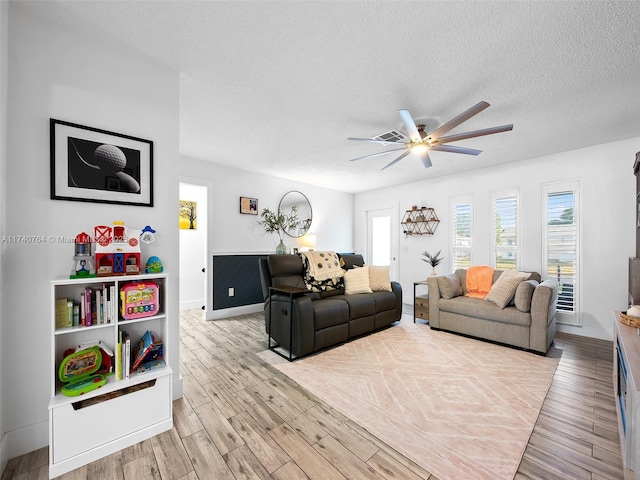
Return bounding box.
[0,0,8,473]
[3,4,180,459]
[180,156,354,319]
[355,138,639,341]
[179,183,207,310]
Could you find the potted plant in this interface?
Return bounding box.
[258,205,299,254]
[421,249,442,276]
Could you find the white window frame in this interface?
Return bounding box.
[542,180,581,326]
[491,188,520,270]
[450,194,473,271]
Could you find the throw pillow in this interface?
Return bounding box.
[344,265,373,294]
[436,274,463,299]
[486,270,531,308]
[513,279,539,312]
[369,265,392,292]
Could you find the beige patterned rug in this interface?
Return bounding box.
[272,318,560,480]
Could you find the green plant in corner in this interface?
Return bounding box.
[258,205,299,254]
[421,249,442,276]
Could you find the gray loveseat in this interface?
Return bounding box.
[426,269,557,354]
[259,253,402,358]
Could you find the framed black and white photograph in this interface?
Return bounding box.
[50,119,153,206]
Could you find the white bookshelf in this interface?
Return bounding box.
[48,273,172,478]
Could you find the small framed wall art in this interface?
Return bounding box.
[50,119,154,206]
[240,196,258,215]
[179,200,197,230]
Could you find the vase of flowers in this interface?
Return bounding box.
[421,250,442,277]
[258,205,299,254]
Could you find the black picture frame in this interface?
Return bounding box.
[50,119,153,207]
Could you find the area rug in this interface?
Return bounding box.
[272,319,560,480]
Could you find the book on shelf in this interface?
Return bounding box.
[130,331,164,373]
[118,328,130,380]
[95,289,102,324]
[134,358,166,374]
[75,285,118,326]
[80,292,86,325]
[110,285,116,323]
[55,298,73,329]
[115,338,122,381]
[85,287,92,326]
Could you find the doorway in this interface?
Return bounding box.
[179,182,208,312]
[366,207,398,280]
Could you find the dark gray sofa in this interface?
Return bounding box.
[258,253,402,358]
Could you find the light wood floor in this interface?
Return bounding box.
[2,310,624,479]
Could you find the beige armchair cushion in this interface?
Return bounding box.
[513,280,539,312]
[486,270,531,308]
[437,274,463,299]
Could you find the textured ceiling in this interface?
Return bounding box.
[14,1,640,193]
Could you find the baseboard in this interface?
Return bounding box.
[207,304,262,320]
[2,419,48,461]
[180,300,204,310]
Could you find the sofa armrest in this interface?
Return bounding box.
[529,280,558,353]
[426,276,441,327]
[267,294,315,357]
[391,281,403,321]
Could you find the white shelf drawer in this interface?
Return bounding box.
[51,373,171,463]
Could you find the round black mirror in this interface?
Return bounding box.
[279,191,312,238]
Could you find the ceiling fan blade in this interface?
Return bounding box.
[420,152,432,169]
[428,101,491,140]
[381,150,411,170]
[348,137,409,146]
[430,145,482,156]
[434,124,514,145]
[349,147,407,162]
[398,109,422,143]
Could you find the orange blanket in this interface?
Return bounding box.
[466,265,495,298]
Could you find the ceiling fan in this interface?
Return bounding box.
[348,101,513,170]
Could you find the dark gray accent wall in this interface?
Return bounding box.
[212,254,267,310]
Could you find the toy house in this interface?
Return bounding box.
[94,222,141,276]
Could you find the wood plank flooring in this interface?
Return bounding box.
[1,309,624,479]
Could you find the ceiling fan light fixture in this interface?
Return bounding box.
[411,143,429,155]
[348,101,512,171]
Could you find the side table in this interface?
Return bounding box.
[413,280,429,323]
[268,285,310,361]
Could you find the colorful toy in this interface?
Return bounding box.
[70,232,96,279]
[58,347,106,396]
[94,222,141,276]
[145,256,164,273]
[120,281,159,320]
[75,340,114,376]
[140,225,156,244]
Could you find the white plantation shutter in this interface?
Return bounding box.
[543,182,580,325]
[492,189,519,270]
[451,195,473,270]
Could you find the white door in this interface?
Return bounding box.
[179,182,208,313]
[366,208,398,280]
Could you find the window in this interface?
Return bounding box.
[491,189,519,270]
[451,195,473,270]
[543,181,580,325]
